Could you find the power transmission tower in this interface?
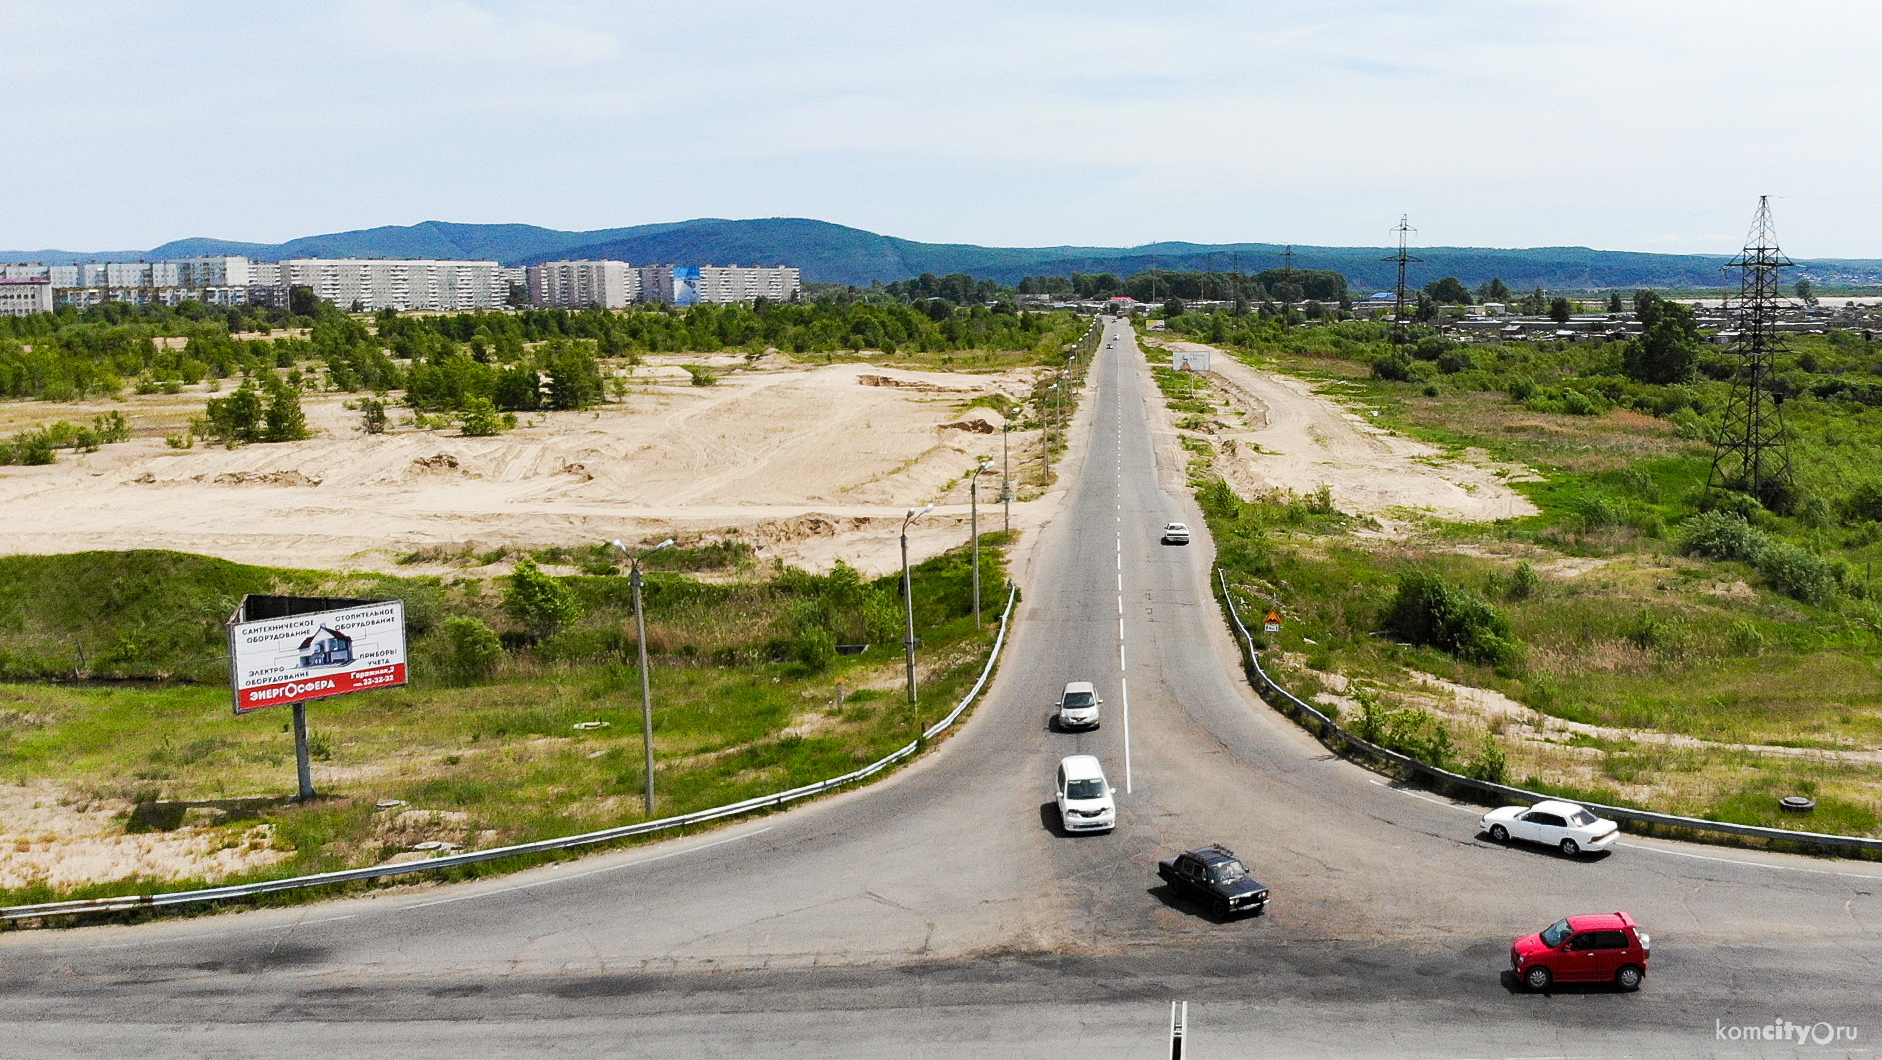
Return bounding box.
[1383,216,1421,344]
[1707,195,1797,510]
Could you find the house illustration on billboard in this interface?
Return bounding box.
[298,626,355,668]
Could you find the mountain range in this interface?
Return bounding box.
[8,217,1881,292]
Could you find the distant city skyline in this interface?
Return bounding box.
[4,1,1879,257]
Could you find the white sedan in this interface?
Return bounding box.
[1481,799,1620,857]
[1161,522,1190,545]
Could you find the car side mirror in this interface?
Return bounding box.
[1097,698,1105,704]
[1109,785,1117,795]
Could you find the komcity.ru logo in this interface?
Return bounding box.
[1717,1018,1859,1045]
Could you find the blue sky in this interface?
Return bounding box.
[5,0,1880,256]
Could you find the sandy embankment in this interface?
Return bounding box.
[1157,340,1537,528]
[0,359,1054,577]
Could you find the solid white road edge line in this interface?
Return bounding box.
[1122,675,1133,795]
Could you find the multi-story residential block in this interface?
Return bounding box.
[636,264,798,306]
[277,258,503,312]
[0,278,54,317]
[528,260,637,308]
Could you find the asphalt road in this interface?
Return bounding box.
[3,319,1879,1059]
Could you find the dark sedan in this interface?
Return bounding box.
[1157,844,1269,917]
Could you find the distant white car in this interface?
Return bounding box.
[1482,799,1620,857]
[1055,754,1116,834]
[1055,680,1103,730]
[1162,522,1190,545]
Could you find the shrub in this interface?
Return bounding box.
[792,624,837,672]
[440,616,503,683]
[1383,570,1521,667]
[684,364,718,387]
[458,396,509,437]
[1560,388,1599,415]
[1506,561,1542,601]
[1506,375,1537,402]
[1757,541,1838,605]
[1465,734,1509,783]
[1840,481,1882,524]
[504,558,584,636]
[1680,510,1766,563]
[360,398,388,435]
[1371,352,1414,382]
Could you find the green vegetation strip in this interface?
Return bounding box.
[1,587,1018,922]
[1216,569,1882,858]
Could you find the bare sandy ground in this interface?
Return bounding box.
[0,359,1054,577]
[1155,340,1537,529]
[0,781,289,890]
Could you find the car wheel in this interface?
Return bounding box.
[1615,965,1642,991]
[1560,838,1581,857]
[1214,898,1231,918]
[1490,825,1509,843]
[1524,965,1552,992]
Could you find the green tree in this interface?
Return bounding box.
[1548,297,1573,324]
[198,380,265,444]
[504,558,584,637]
[1622,291,1700,384]
[1423,276,1473,305]
[262,377,309,442]
[359,397,387,434]
[1794,278,1816,305]
[1476,277,1513,303]
[1518,287,1548,314]
[440,616,504,683]
[458,396,507,436]
[1607,292,1624,313]
[1163,298,1186,318]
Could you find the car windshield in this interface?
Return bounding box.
[1541,919,1574,948]
[1208,860,1248,884]
[1066,779,1106,800]
[1063,692,1095,708]
[1569,809,1598,826]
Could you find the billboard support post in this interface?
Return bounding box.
[291,702,315,801]
[228,594,408,801]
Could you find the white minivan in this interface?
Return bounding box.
[1055,681,1103,730]
[1055,754,1117,834]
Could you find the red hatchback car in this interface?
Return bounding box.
[1510,912,1651,992]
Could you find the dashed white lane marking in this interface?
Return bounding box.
[402,827,776,911]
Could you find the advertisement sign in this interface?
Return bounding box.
[1172,349,1211,372]
[227,599,407,713]
[672,266,700,306]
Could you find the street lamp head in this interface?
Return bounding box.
[608,539,627,554]
[653,538,676,552]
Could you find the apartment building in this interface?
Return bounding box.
[637,264,799,306]
[0,278,54,317]
[278,258,504,312]
[527,260,637,309]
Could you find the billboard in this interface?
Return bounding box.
[1171,349,1210,372]
[227,599,407,714]
[672,266,700,306]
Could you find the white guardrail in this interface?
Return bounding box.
[2,585,1021,923]
[1216,568,1882,857]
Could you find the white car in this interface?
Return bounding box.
[1161,522,1190,545]
[1481,799,1620,857]
[1055,754,1116,834]
[1054,680,1102,730]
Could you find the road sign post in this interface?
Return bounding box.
[1264,609,1282,634]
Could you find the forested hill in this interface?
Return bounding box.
[10,217,1882,290]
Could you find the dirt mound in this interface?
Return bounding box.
[207,470,322,487]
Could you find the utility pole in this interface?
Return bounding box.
[1383,215,1421,345]
[900,504,934,717]
[611,537,674,815]
[1001,423,1011,533]
[969,462,990,628]
[1708,195,1796,509]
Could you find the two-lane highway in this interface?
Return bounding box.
[2,319,1878,1058]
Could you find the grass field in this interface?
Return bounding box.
[0,538,1012,905]
[1151,311,1882,839]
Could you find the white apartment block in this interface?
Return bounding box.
[528,260,637,309]
[636,264,800,306]
[0,278,54,317]
[697,264,800,304]
[278,258,504,312]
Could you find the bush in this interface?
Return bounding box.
[1840,481,1882,524]
[1506,561,1542,601]
[684,364,718,387]
[1506,375,1537,403]
[1757,541,1839,605]
[1680,510,1766,563]
[1384,570,1522,668]
[792,624,837,672]
[360,398,388,435]
[458,396,509,437]
[440,616,503,683]
[1371,352,1414,382]
[1465,734,1508,783]
[504,558,584,636]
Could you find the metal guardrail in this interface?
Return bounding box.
[2,585,1022,923]
[1215,568,1882,856]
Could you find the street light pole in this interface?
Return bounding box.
[611,537,674,816]
[969,462,990,629]
[1001,424,1011,534]
[900,504,934,725]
